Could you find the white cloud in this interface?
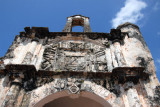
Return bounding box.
[155,59,160,71]
[111,0,147,28]
[153,2,160,11]
[157,59,160,64]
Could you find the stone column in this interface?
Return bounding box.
[1,78,22,107]
[14,89,25,107]
[113,40,126,67]
[120,85,130,107]
[0,76,10,106]
[20,91,31,107]
[62,17,72,32]
[125,82,142,107]
[31,39,42,65]
[22,37,39,64]
[84,18,92,32]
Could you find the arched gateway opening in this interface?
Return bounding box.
[34,91,112,107]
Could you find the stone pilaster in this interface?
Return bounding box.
[21,92,31,107]
[62,17,73,32]
[83,18,92,32]
[1,78,22,107]
[22,37,39,64]
[125,82,142,107]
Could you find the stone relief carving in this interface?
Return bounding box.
[41,40,108,72]
[22,52,33,64]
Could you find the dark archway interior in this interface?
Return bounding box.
[43,96,105,107]
[34,91,112,107]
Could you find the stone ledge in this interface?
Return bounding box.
[4,64,147,76]
[2,64,149,84]
[19,27,128,41]
[5,64,36,73]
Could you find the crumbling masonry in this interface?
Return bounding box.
[0,15,159,107]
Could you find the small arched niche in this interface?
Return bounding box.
[34,90,112,107]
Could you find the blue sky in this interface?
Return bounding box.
[0,0,160,80]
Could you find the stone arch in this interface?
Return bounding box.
[33,90,112,107]
[71,17,84,27]
[28,79,116,107]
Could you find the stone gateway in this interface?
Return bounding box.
[0,15,159,107]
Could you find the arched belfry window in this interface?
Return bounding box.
[72,18,84,27]
[62,15,92,32]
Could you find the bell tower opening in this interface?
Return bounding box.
[71,26,83,32]
[62,15,92,32]
[71,17,84,32]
